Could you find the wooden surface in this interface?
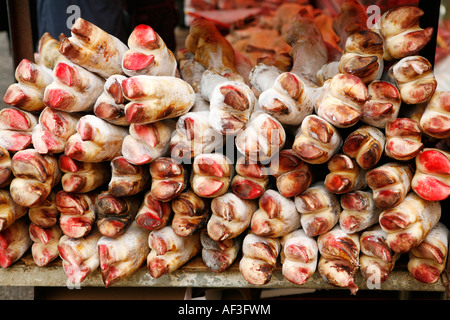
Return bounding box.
[0,253,446,293]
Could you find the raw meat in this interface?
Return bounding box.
[98,221,150,287]
[239,232,281,285]
[57,191,97,238]
[250,190,301,238]
[325,154,366,194]
[95,192,141,238]
[149,157,188,202]
[339,190,381,234]
[135,190,172,231]
[44,60,105,112]
[122,75,195,124]
[122,24,177,77]
[200,228,241,273]
[59,18,128,78]
[108,156,150,197]
[342,125,385,170]
[231,156,268,200]
[292,115,342,165]
[281,228,318,285]
[191,153,234,198]
[59,155,110,193]
[295,182,341,237]
[379,192,441,253]
[58,229,102,284]
[65,115,129,163]
[366,162,413,209]
[268,149,312,198]
[317,225,360,294]
[10,149,61,208]
[94,75,129,126]
[147,226,201,278]
[172,189,210,237]
[207,192,257,241]
[411,148,450,201]
[122,120,175,165]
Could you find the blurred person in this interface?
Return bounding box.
[126,0,179,51]
[35,0,130,43]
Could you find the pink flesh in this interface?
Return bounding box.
[341,192,365,211]
[60,217,92,238]
[123,146,152,165]
[98,244,114,271]
[0,109,29,130]
[44,89,73,110]
[56,192,88,215]
[387,139,422,159]
[326,175,351,194]
[285,267,310,285]
[102,265,120,288]
[58,244,83,267]
[278,171,311,197]
[59,155,82,173]
[77,118,94,141]
[149,235,168,256]
[122,78,144,100]
[65,141,85,159]
[418,149,450,175]
[98,219,126,238]
[0,229,14,249]
[132,124,160,146]
[0,251,14,268]
[33,248,56,267]
[148,257,169,279]
[63,263,90,284]
[132,24,158,48]
[16,59,37,83]
[232,179,264,199]
[152,181,183,201]
[363,102,393,118]
[423,115,450,137]
[375,189,401,209]
[63,176,85,193]
[40,108,66,134]
[123,52,155,71]
[341,216,363,233]
[36,130,60,153]
[415,242,445,264]
[305,217,329,237]
[379,211,408,231]
[183,117,196,140]
[410,264,441,284]
[3,86,28,107]
[286,243,309,263]
[136,210,163,230]
[361,235,392,262]
[29,224,52,244]
[197,160,224,177]
[389,233,417,253]
[260,192,281,218]
[413,176,450,201]
[196,180,224,197]
[5,133,32,152]
[54,62,77,87]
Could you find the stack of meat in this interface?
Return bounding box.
[0,1,449,295]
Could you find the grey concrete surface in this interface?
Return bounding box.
[0,31,14,110]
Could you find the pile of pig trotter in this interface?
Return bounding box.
[1,0,449,294]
